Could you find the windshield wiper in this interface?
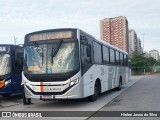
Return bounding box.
[52,40,63,57]
[51,40,63,64]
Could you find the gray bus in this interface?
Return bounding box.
[22,28,129,104]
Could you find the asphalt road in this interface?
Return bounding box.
[88,74,160,120]
[0,75,143,119]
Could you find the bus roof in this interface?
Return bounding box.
[78,29,128,55]
[25,28,128,55]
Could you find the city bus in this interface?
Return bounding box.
[22,28,129,104]
[0,44,23,97]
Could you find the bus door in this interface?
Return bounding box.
[12,47,23,93]
[80,36,92,97]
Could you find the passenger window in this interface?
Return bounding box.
[110,49,115,65]
[116,51,120,65]
[120,53,124,66]
[93,42,102,64]
[102,46,109,64]
[124,55,128,66]
[81,44,91,65]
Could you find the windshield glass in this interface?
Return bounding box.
[0,54,11,76]
[24,41,79,74]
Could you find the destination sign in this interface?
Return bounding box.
[0,46,8,52]
[29,31,74,42]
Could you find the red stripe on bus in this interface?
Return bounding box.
[40,82,44,92]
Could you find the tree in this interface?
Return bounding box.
[130,52,150,74]
[147,57,156,66]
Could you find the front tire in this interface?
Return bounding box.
[89,82,99,102]
[23,95,32,105]
[23,86,32,105]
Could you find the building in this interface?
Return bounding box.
[100,16,129,52]
[149,50,159,61]
[137,37,142,54]
[144,51,149,58]
[128,29,142,55]
[128,29,137,55]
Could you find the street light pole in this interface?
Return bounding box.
[142,34,145,74]
[14,36,17,45]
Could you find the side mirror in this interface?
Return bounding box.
[80,36,88,44]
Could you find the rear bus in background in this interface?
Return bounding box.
[0,44,23,97]
[22,28,129,104]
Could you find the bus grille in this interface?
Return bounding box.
[27,77,68,82]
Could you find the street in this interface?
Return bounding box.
[1,75,160,119]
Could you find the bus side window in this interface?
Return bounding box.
[93,41,102,64]
[110,49,115,65]
[81,44,91,65]
[116,51,120,65]
[14,48,23,69]
[120,53,124,66]
[124,55,128,66]
[102,46,109,64]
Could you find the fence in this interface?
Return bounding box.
[131,66,160,75]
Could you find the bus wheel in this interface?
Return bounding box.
[116,78,122,91]
[23,93,32,105]
[27,98,32,104]
[89,82,99,102]
[23,97,32,105]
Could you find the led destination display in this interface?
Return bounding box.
[28,31,74,41]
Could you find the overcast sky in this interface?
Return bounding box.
[0,0,160,52]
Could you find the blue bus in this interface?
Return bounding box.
[0,44,23,97]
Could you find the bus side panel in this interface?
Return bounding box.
[108,66,117,90]
[125,67,129,84]
[101,65,109,92]
[83,65,129,98]
[83,65,109,97]
[120,66,128,85]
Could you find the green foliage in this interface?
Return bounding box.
[130,52,149,68]
[147,57,157,66]
[130,52,159,74]
[156,60,160,66]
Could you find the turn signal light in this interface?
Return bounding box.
[0,80,5,89]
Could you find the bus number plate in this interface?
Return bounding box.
[40,95,54,100]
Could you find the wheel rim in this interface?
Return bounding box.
[94,84,98,97]
[119,81,122,88]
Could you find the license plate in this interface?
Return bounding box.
[40,95,54,100]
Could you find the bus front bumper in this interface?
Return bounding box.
[24,82,83,100]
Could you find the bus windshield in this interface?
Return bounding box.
[0,54,11,76]
[24,41,79,74]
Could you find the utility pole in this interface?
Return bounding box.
[14,36,17,45]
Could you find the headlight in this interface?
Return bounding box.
[5,80,11,86]
[70,78,79,86]
[25,82,29,86]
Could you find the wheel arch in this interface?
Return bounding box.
[95,78,101,94]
